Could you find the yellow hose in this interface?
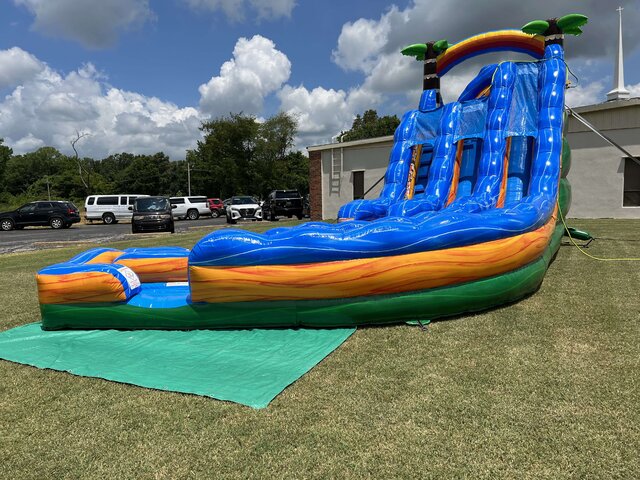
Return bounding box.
[557,200,640,262]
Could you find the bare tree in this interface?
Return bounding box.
[71,130,91,192]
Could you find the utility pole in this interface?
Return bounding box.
[187,160,191,196]
[46,176,51,200]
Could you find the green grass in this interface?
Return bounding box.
[0,219,638,479]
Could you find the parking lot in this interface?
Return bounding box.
[0,216,229,254]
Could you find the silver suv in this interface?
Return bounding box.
[169,196,211,220]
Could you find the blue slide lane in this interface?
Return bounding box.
[457,64,498,102]
[388,101,461,217]
[338,88,444,221]
[190,45,565,267]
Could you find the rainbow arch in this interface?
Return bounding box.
[437,30,545,76]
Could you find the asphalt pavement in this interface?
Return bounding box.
[0,216,228,254]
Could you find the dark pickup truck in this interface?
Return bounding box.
[263,190,304,221]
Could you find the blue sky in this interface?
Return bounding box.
[1,0,639,159]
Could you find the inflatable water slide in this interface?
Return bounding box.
[37,18,586,330]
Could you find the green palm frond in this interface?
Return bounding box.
[562,26,583,35]
[401,43,427,61]
[557,13,588,33]
[521,20,549,35]
[433,39,451,54]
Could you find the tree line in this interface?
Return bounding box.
[339,109,400,143]
[0,112,309,210]
[0,108,399,210]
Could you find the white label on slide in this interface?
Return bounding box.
[117,266,141,290]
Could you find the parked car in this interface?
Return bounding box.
[226,196,262,224]
[207,198,225,218]
[0,201,81,231]
[169,196,211,220]
[262,190,304,221]
[130,196,175,234]
[85,194,148,224]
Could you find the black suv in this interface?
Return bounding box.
[0,201,80,231]
[130,196,175,234]
[263,190,303,221]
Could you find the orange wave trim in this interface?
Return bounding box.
[115,257,188,283]
[37,271,128,304]
[190,216,556,303]
[496,137,512,208]
[404,144,422,200]
[446,141,464,206]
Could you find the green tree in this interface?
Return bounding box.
[339,110,400,143]
[3,147,67,196]
[253,112,300,197]
[116,152,173,195]
[190,111,306,200]
[0,139,13,190]
[191,113,259,199]
[276,151,309,195]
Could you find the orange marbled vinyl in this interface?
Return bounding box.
[37,271,128,304]
[496,137,512,208]
[190,216,556,303]
[114,257,188,283]
[445,142,464,206]
[85,250,123,264]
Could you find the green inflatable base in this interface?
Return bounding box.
[41,224,565,330]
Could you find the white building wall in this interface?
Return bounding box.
[320,140,392,219]
[564,100,640,218]
[566,128,640,218]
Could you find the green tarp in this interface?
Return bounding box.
[0,323,354,408]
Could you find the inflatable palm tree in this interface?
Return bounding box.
[401,40,450,92]
[522,14,588,46]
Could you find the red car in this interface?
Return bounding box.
[207,198,225,218]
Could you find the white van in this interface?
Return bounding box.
[169,196,211,220]
[85,194,148,224]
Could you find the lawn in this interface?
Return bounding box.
[0,219,638,479]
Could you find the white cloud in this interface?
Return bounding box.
[14,0,153,48]
[183,0,295,21]
[362,52,418,94]
[0,47,45,88]
[0,50,202,159]
[566,81,606,107]
[278,84,380,148]
[627,82,640,98]
[332,13,394,72]
[12,133,45,152]
[199,35,291,117]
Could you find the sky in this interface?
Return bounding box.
[1,0,639,160]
